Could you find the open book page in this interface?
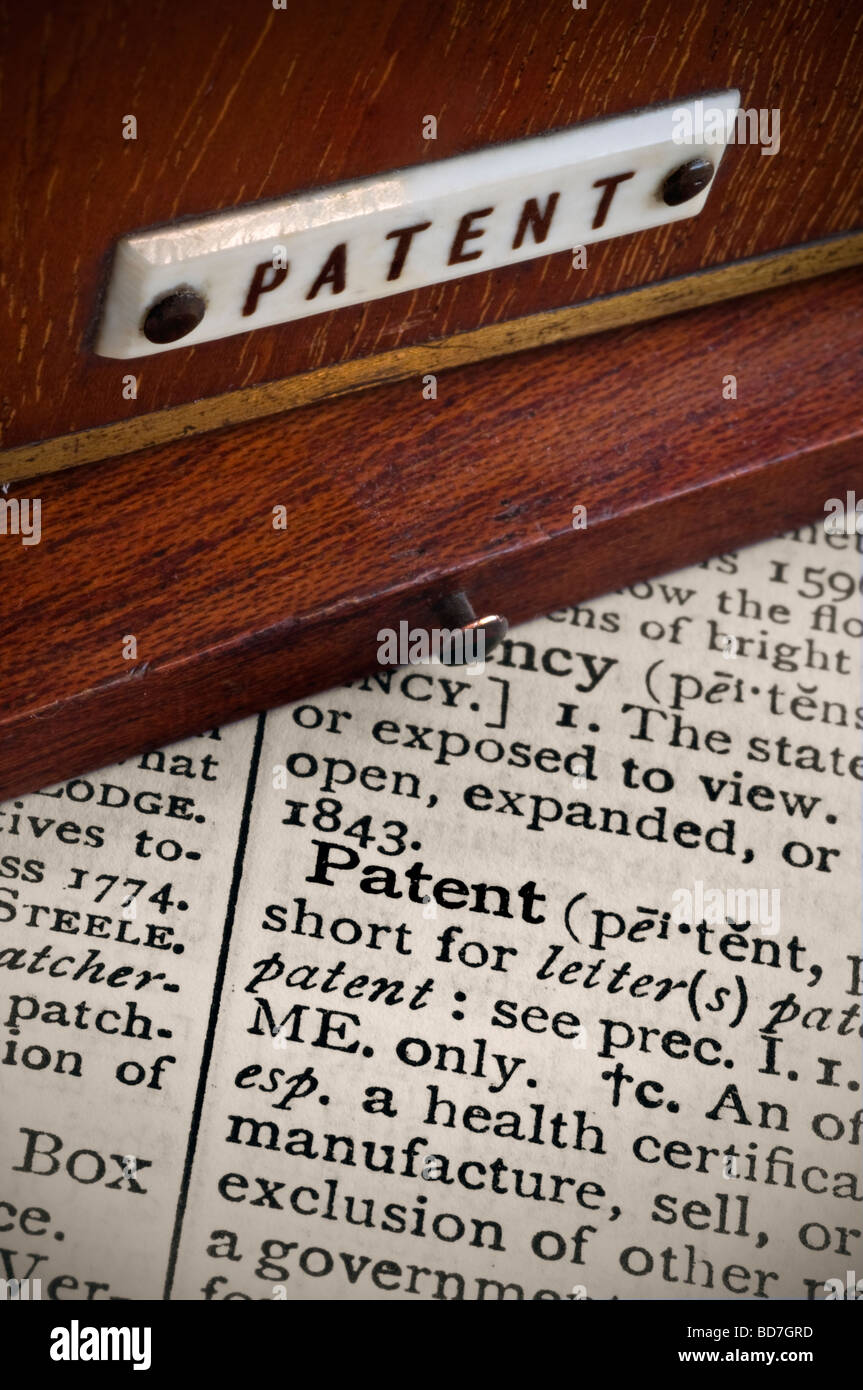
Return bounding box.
[1,522,860,1303]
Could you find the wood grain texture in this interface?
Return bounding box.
[1,265,862,801]
[2,0,862,454]
[4,231,862,484]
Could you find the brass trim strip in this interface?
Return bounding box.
[3,231,863,484]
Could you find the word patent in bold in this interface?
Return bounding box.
[96,92,739,358]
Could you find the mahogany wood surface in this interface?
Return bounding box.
[1,265,862,801]
[4,233,863,484]
[2,0,862,456]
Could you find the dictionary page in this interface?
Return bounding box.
[1,522,860,1303]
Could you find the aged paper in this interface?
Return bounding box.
[1,523,860,1302]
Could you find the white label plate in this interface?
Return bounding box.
[96,91,739,358]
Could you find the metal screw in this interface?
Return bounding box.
[142,288,206,344]
[435,590,508,665]
[661,156,715,206]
